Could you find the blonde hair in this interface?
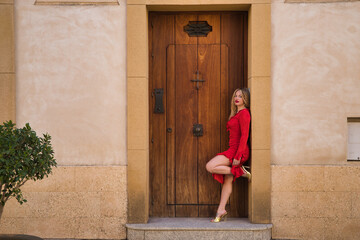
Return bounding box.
[228,88,250,120]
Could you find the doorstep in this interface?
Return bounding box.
[126,218,272,240]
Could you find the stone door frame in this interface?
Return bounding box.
[127,1,271,224]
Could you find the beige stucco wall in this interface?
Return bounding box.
[272,0,360,166]
[0,1,128,239]
[15,0,127,166]
[271,1,360,239]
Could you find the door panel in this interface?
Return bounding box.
[166,45,176,205]
[199,205,218,217]
[175,14,197,44]
[221,13,248,92]
[197,14,221,45]
[220,44,230,166]
[175,205,198,217]
[198,44,221,205]
[149,14,175,217]
[150,12,248,217]
[175,44,198,204]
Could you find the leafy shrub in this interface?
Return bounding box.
[0,120,56,218]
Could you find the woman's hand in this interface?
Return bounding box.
[232,159,240,166]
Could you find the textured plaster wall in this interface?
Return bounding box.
[272,1,360,165]
[271,2,360,239]
[15,0,127,166]
[1,1,129,239]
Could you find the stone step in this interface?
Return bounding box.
[126,218,272,240]
[0,235,43,240]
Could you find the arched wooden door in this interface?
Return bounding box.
[149,12,248,217]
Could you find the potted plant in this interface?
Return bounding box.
[0,120,57,239]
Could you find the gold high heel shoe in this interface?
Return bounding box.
[211,211,227,223]
[241,166,251,182]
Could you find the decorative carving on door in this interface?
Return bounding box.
[191,70,205,90]
[184,21,212,37]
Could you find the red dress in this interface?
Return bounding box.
[212,108,251,184]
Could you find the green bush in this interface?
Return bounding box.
[0,120,56,218]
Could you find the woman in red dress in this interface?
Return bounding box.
[205,88,251,223]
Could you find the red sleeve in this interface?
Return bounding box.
[234,109,250,161]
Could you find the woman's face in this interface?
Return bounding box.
[234,90,244,107]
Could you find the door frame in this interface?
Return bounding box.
[127,2,271,224]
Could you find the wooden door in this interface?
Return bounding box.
[149,12,248,218]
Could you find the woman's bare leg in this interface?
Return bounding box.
[217,174,233,214]
[206,155,234,216]
[206,155,232,175]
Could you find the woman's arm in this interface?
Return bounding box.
[233,110,251,163]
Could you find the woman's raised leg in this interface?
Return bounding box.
[206,155,232,175]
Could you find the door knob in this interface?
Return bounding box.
[193,124,203,137]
